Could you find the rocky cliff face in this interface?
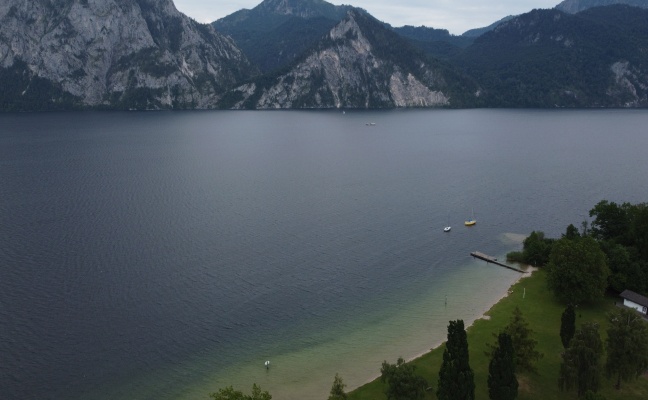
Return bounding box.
[222,10,472,109]
[0,0,256,109]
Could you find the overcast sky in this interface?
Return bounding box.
[173,0,562,35]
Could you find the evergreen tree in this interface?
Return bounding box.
[380,357,427,400]
[605,307,648,389]
[488,332,518,400]
[503,307,543,372]
[437,319,475,400]
[563,224,582,240]
[209,384,271,400]
[560,305,576,349]
[328,373,347,400]
[558,322,604,397]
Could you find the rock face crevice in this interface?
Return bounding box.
[0,0,257,109]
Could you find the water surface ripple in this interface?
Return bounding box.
[1,109,647,399]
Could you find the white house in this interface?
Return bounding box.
[619,289,648,315]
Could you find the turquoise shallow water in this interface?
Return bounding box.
[176,242,527,400]
[1,109,647,399]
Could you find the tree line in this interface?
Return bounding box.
[508,200,648,298]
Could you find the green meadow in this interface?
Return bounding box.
[348,268,648,400]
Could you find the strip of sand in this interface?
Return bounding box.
[354,264,536,390]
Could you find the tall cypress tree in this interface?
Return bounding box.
[559,322,604,397]
[328,373,347,400]
[505,307,543,372]
[437,319,475,400]
[605,307,648,389]
[560,305,576,349]
[488,332,518,400]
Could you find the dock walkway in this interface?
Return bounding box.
[470,251,525,273]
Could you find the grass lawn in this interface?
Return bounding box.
[347,268,648,400]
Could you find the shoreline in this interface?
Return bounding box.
[352,265,536,391]
[173,252,532,400]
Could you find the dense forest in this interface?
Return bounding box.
[508,200,648,297]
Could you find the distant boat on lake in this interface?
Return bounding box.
[444,215,451,232]
[464,208,476,226]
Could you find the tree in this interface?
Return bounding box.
[507,231,555,265]
[437,319,475,400]
[605,307,648,389]
[558,322,604,397]
[563,224,581,240]
[328,373,347,400]
[523,231,554,266]
[546,236,610,305]
[503,307,543,372]
[488,332,518,400]
[209,384,271,400]
[380,357,427,400]
[589,200,629,243]
[560,305,576,349]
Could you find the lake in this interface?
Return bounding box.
[1,109,647,399]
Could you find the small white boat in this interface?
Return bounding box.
[443,214,451,232]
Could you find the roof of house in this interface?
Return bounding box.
[620,290,648,307]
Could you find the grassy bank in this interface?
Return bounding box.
[348,268,648,400]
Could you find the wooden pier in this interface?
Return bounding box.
[470,251,526,273]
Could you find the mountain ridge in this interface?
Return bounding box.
[455,5,648,107]
[218,10,478,109]
[556,0,648,13]
[213,0,357,73]
[2,0,648,110]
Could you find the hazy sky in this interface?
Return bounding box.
[173,0,561,34]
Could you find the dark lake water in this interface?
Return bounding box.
[1,109,647,399]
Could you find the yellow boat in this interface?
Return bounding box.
[464,208,476,226]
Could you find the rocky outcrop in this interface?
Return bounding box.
[222,10,466,109]
[608,61,648,106]
[0,0,256,109]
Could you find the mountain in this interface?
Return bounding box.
[455,0,648,38]
[392,26,473,60]
[462,15,516,37]
[0,0,257,111]
[219,10,479,109]
[454,5,648,107]
[213,0,354,73]
[555,0,648,13]
[2,1,648,110]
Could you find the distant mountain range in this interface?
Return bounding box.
[218,10,478,109]
[213,0,355,73]
[556,0,648,13]
[455,5,648,107]
[1,0,647,110]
